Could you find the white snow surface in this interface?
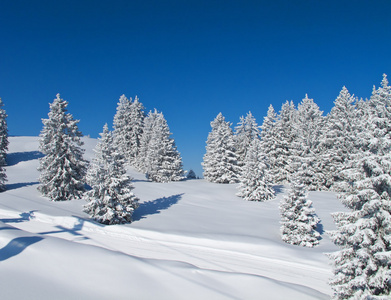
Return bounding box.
[0,136,349,299]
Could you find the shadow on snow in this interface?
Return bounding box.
[133,193,184,221]
[6,151,44,166]
[0,211,37,223]
[6,182,39,191]
[0,236,43,261]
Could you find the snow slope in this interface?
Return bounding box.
[0,136,348,299]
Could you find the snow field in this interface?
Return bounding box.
[0,136,349,299]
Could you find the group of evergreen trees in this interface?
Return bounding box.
[202,74,391,299]
[1,74,390,298]
[36,93,184,224]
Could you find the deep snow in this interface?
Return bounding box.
[0,136,348,299]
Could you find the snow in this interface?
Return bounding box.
[0,136,349,299]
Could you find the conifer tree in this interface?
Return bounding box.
[144,110,184,182]
[113,95,145,165]
[328,75,391,299]
[234,111,260,168]
[135,110,158,173]
[0,98,8,191]
[318,87,359,191]
[260,105,278,183]
[84,124,139,224]
[186,169,197,179]
[237,138,274,201]
[279,169,320,247]
[294,95,325,190]
[202,113,240,183]
[38,94,87,201]
[267,101,298,184]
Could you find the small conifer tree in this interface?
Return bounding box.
[237,138,274,201]
[280,168,320,247]
[84,124,139,224]
[202,113,240,183]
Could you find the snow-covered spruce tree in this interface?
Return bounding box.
[113,95,145,165]
[187,169,197,179]
[259,105,278,183]
[135,109,158,173]
[328,75,391,299]
[237,138,274,201]
[202,113,240,183]
[268,101,298,184]
[84,124,139,225]
[317,87,359,191]
[294,95,325,190]
[38,94,87,201]
[144,110,184,182]
[0,98,8,191]
[234,111,260,169]
[279,168,320,247]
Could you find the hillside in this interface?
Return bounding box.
[0,136,348,299]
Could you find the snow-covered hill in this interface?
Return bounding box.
[0,136,348,299]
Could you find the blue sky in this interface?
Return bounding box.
[1,0,391,177]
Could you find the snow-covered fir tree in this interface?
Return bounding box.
[187,169,197,179]
[84,124,139,225]
[318,87,359,191]
[294,95,325,190]
[259,105,278,183]
[266,101,298,184]
[143,110,184,182]
[279,168,320,247]
[135,109,158,173]
[38,94,87,201]
[328,75,391,299]
[202,113,240,183]
[0,98,8,191]
[237,138,274,201]
[113,95,145,166]
[234,111,260,168]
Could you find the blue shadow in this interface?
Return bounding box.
[6,182,39,191]
[6,151,44,166]
[0,211,37,223]
[0,236,43,261]
[133,193,183,221]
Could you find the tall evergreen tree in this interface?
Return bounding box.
[328,75,391,299]
[113,95,145,165]
[144,110,184,182]
[279,168,320,247]
[38,94,87,201]
[0,98,8,191]
[260,105,279,183]
[202,113,240,183]
[294,95,325,190]
[234,111,260,168]
[237,138,274,201]
[84,124,139,224]
[135,109,158,173]
[318,87,359,191]
[269,101,298,184]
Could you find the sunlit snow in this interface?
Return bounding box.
[0,136,348,299]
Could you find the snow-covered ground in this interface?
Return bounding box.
[0,136,348,299]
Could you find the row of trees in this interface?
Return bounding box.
[37,93,184,224]
[202,74,391,299]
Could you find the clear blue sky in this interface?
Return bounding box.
[1,0,390,177]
